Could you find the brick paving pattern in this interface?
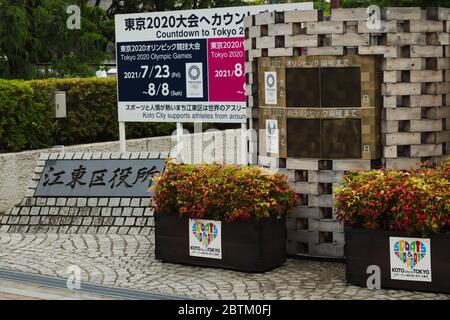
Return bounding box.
[0,232,448,300]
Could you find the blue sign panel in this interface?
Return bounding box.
[117,39,208,102]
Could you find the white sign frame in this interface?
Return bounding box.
[389,236,432,282]
[189,218,222,259]
[114,2,313,123]
[114,2,313,153]
[115,3,314,42]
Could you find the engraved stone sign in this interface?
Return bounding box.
[34,159,165,197]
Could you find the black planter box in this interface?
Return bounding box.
[345,227,450,293]
[155,212,286,272]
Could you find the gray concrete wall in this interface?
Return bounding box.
[0,129,242,213]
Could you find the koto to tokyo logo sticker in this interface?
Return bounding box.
[192,221,218,247]
[389,237,431,282]
[189,219,222,259]
[393,239,426,269]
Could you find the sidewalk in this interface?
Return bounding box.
[0,278,108,300]
[0,232,448,300]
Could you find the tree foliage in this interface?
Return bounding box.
[0,1,30,78]
[0,0,110,79]
[103,0,247,17]
[279,0,450,10]
[1,0,450,79]
[0,0,252,79]
[339,0,450,8]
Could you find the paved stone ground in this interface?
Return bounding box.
[0,279,107,300]
[0,232,448,300]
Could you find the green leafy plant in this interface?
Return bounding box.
[152,162,297,222]
[334,159,450,236]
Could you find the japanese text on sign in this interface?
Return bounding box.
[34,159,165,197]
[114,2,313,123]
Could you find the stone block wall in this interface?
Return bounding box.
[283,158,371,258]
[0,152,164,235]
[244,7,450,258]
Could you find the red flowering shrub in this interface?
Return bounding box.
[151,162,297,222]
[334,160,450,236]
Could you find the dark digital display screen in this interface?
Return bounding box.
[321,119,361,158]
[321,67,361,108]
[286,68,320,107]
[285,67,361,108]
[285,65,362,158]
[287,119,321,158]
[287,118,362,159]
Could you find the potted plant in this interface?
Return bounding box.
[151,161,296,272]
[334,160,450,293]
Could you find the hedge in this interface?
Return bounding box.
[0,79,51,152]
[0,78,176,152]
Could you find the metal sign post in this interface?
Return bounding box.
[119,122,126,152]
[241,123,247,165]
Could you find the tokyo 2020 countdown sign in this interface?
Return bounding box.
[114,2,313,123]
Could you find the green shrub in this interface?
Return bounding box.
[334,160,450,236]
[0,79,52,151]
[0,77,177,152]
[27,78,176,146]
[152,162,297,222]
